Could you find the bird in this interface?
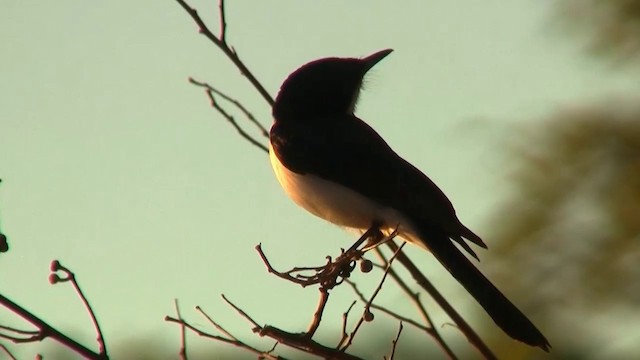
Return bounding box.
[268,49,550,351]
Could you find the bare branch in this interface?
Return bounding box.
[200,85,268,153]
[196,306,237,341]
[189,78,269,138]
[0,328,41,343]
[174,299,187,360]
[221,294,261,330]
[0,324,40,337]
[339,301,357,347]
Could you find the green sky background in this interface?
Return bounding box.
[2,1,639,359]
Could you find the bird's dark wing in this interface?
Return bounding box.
[270,114,484,252]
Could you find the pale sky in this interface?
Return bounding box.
[1,1,638,359]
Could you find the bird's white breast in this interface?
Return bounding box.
[269,144,423,246]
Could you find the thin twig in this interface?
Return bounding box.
[385,322,403,360]
[196,306,237,341]
[339,301,357,347]
[221,294,261,330]
[0,332,39,343]
[201,87,268,153]
[189,78,269,137]
[56,262,108,357]
[174,299,187,360]
[69,275,107,356]
[0,325,39,336]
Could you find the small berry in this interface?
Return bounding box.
[363,310,374,322]
[48,273,60,285]
[360,260,373,273]
[50,260,61,272]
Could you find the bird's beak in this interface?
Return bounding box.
[362,49,393,72]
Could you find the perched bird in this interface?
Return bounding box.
[269,49,550,351]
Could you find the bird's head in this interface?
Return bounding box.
[273,49,393,123]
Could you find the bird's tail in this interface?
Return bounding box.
[426,234,551,351]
